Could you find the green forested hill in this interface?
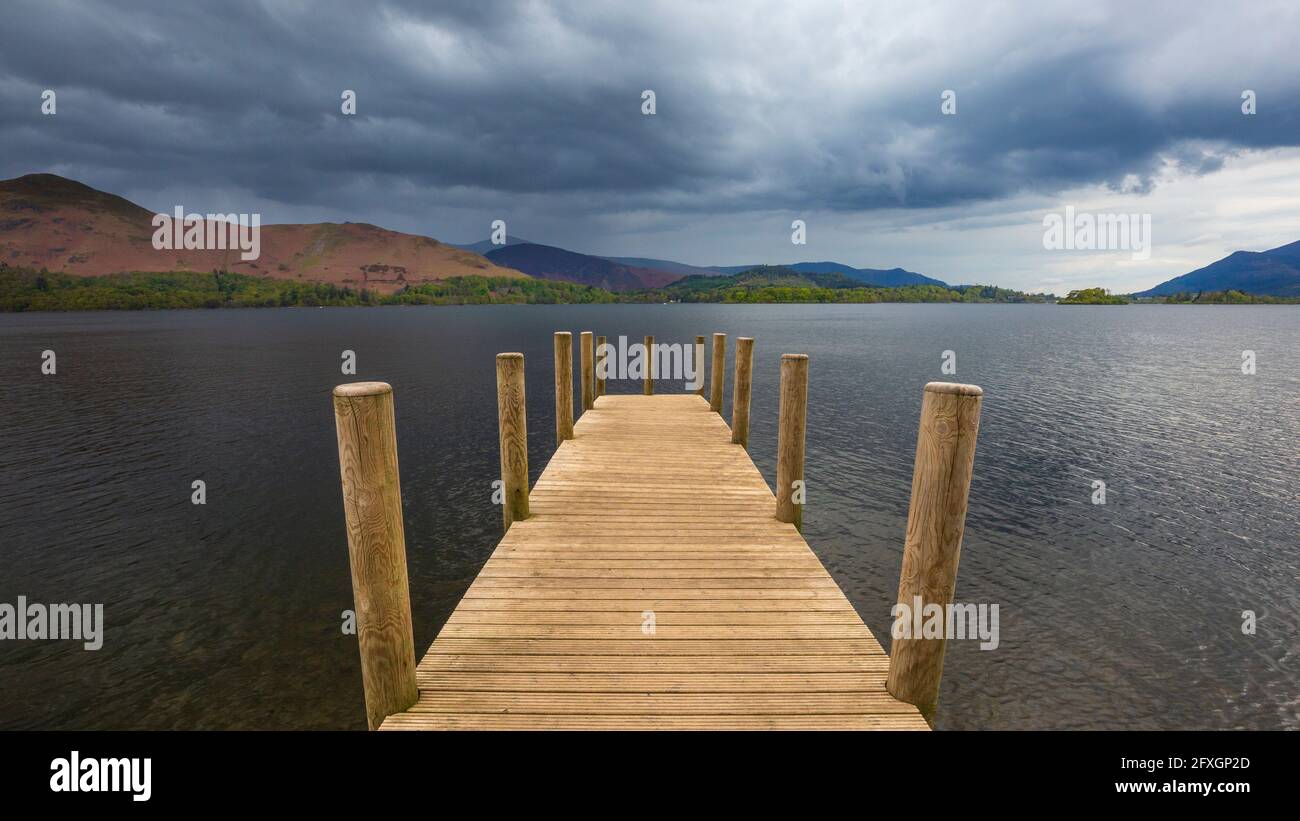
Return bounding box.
[1,263,1048,311]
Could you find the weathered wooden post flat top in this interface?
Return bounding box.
[381,391,930,730]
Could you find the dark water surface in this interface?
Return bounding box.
[1,304,1296,730]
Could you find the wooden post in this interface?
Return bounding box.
[595,335,607,397]
[693,335,706,396]
[553,332,574,444]
[775,354,808,530]
[886,382,983,724]
[731,337,754,448]
[709,333,726,413]
[332,381,418,730]
[495,353,530,529]
[580,331,595,412]
[643,335,655,395]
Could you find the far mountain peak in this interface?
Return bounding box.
[1135,240,1300,297]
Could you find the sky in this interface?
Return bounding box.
[2,0,1299,293]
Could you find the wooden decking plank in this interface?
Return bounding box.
[403,692,920,714]
[445,611,865,625]
[382,714,930,730]
[417,654,889,673]
[418,638,888,654]
[414,672,891,691]
[451,598,862,612]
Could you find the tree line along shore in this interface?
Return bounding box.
[1,265,1294,311]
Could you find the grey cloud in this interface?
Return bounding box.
[1,0,1299,236]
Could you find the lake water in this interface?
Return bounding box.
[0,304,1296,730]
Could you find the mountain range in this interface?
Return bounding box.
[4,173,1297,297]
[0,174,524,292]
[709,261,947,288]
[1133,240,1300,297]
[452,234,531,255]
[453,242,950,290]
[482,242,683,291]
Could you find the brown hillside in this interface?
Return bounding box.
[0,173,526,292]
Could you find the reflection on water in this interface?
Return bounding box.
[0,304,1296,729]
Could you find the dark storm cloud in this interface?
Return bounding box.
[2,0,1298,226]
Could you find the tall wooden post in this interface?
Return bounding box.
[495,353,530,529]
[643,335,655,395]
[775,354,808,530]
[709,333,726,413]
[553,332,574,444]
[731,337,754,448]
[332,381,418,730]
[580,331,595,412]
[595,335,607,397]
[886,382,983,724]
[693,335,706,396]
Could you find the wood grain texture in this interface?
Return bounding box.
[495,353,529,529]
[731,337,755,448]
[595,335,607,397]
[886,382,982,724]
[775,354,808,530]
[709,333,726,413]
[553,332,574,445]
[580,331,595,412]
[381,392,925,730]
[694,335,706,396]
[643,335,655,395]
[332,382,418,730]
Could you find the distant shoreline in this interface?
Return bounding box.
[3,267,1297,312]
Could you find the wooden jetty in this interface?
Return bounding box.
[332,332,983,730]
